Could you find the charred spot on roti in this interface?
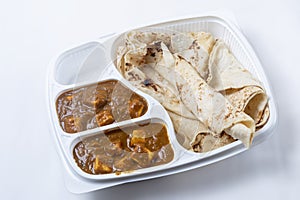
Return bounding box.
[150,84,158,91]
[127,71,144,82]
[188,40,197,49]
[141,78,158,91]
[177,55,184,60]
[125,62,132,67]
[176,83,183,92]
[143,79,154,86]
[198,82,204,89]
[224,112,232,120]
[197,106,202,113]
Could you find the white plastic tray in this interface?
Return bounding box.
[46,12,277,193]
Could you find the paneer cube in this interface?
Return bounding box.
[84,89,107,108]
[93,156,113,174]
[63,116,81,133]
[96,110,114,126]
[129,98,145,118]
[130,129,147,147]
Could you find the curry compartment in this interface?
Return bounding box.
[56,79,148,134]
[70,119,177,178]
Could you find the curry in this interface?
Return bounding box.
[73,122,174,175]
[56,80,148,133]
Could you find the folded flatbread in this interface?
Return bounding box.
[117,35,195,119]
[171,32,215,80]
[117,31,171,77]
[174,55,255,147]
[207,40,269,127]
[168,111,235,152]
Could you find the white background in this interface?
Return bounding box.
[1,0,299,199]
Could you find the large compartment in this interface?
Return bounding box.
[47,14,277,193]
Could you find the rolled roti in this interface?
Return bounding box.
[168,111,212,150]
[168,111,235,152]
[207,40,269,126]
[174,55,255,147]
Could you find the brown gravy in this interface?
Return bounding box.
[56,80,148,133]
[73,123,174,175]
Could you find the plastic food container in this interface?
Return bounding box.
[46,12,277,193]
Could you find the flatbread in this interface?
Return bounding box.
[171,32,215,80]
[192,132,236,153]
[208,40,269,126]
[144,41,177,87]
[168,111,235,152]
[117,31,171,77]
[225,87,268,124]
[174,55,255,147]
[118,49,196,119]
[168,111,213,150]
[116,31,269,150]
